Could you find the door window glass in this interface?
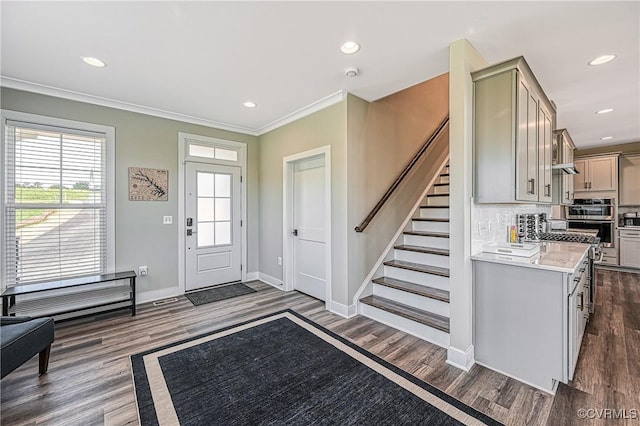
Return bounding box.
[196,171,232,247]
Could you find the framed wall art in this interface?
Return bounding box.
[129,167,168,201]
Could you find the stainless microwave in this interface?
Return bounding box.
[566,199,613,221]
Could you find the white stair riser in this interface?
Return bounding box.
[372,284,450,317]
[404,234,449,250]
[412,220,449,233]
[439,175,450,184]
[360,303,450,348]
[394,249,450,269]
[419,207,449,219]
[384,266,450,291]
[433,185,450,195]
[427,196,449,206]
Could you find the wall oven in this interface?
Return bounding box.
[567,220,614,247]
[566,198,613,221]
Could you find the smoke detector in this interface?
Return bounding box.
[345,67,360,78]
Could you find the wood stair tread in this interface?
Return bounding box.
[404,230,449,238]
[394,245,450,256]
[383,260,450,277]
[440,173,450,177]
[411,218,449,222]
[360,295,450,333]
[434,183,449,187]
[372,276,450,302]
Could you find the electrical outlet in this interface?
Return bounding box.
[163,216,173,224]
[277,257,282,266]
[139,266,148,277]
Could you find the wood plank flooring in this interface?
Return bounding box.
[1,270,638,426]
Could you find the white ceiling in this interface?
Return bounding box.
[1,2,638,148]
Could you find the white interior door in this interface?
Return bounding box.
[292,156,326,301]
[185,162,241,291]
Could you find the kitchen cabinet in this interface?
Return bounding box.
[472,242,590,392]
[619,229,640,268]
[552,129,576,205]
[473,56,555,204]
[619,154,640,205]
[574,155,618,193]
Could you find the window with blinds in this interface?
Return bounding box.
[4,120,107,287]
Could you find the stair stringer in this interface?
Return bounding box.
[353,154,450,312]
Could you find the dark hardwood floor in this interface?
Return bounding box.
[1,270,638,425]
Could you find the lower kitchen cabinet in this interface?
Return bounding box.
[473,251,589,393]
[619,229,640,268]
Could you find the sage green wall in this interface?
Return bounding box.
[258,101,349,306]
[1,87,259,295]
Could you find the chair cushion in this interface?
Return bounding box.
[1,317,54,378]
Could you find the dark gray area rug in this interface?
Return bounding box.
[131,310,503,426]
[184,282,257,306]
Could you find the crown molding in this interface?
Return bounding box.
[0,76,259,136]
[256,90,347,135]
[1,77,348,138]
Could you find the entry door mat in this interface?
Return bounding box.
[184,282,257,306]
[131,310,503,426]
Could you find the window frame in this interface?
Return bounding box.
[1,110,115,292]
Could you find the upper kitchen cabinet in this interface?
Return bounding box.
[574,155,618,193]
[473,57,555,204]
[552,129,576,205]
[619,154,640,205]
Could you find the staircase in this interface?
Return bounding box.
[360,163,451,347]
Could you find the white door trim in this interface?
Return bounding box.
[283,145,332,308]
[178,133,247,295]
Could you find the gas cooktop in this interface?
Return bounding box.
[538,232,598,244]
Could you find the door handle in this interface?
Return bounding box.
[545,184,551,197]
[578,292,584,311]
[186,217,193,227]
[528,178,535,195]
[187,229,197,236]
[292,229,298,236]
[584,181,588,189]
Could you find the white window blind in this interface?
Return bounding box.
[4,120,107,286]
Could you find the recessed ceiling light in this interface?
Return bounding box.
[81,56,106,68]
[243,101,257,108]
[601,136,614,140]
[596,108,614,114]
[588,54,616,66]
[340,41,360,55]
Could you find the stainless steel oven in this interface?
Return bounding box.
[567,220,614,247]
[566,198,614,220]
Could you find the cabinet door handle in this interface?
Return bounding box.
[545,184,551,197]
[528,178,535,194]
[584,181,588,189]
[588,182,592,189]
[565,190,569,200]
[578,292,584,311]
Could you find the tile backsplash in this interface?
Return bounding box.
[471,203,552,254]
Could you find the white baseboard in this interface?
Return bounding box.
[446,345,475,371]
[137,286,182,305]
[258,272,285,290]
[329,300,357,318]
[246,272,259,281]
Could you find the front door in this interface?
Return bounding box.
[185,162,241,291]
[292,156,326,301]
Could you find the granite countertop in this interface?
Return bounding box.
[471,241,590,273]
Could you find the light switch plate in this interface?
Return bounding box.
[163,216,173,224]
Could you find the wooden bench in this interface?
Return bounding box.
[1,271,137,319]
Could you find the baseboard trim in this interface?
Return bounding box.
[258,272,285,290]
[246,272,259,281]
[446,345,475,372]
[137,287,182,305]
[329,301,357,318]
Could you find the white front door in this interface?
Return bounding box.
[185,162,241,291]
[292,156,326,301]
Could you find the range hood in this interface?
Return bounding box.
[552,163,579,174]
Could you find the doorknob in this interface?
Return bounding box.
[292,229,298,236]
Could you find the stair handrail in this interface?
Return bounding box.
[354,115,449,233]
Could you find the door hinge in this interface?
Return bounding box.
[240,264,243,271]
[240,175,243,183]
[240,219,243,227]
